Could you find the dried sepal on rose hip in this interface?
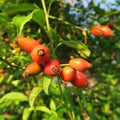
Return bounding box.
[71,71,88,88]
[108,21,114,28]
[69,58,92,71]
[22,62,42,78]
[43,59,61,76]
[15,37,40,53]
[31,45,50,64]
[60,66,76,82]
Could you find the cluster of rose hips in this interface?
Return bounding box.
[15,37,91,88]
[91,25,113,37]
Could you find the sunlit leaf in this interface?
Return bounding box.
[0,116,4,120]
[35,106,52,114]
[12,15,32,36]
[0,92,28,103]
[0,0,4,6]
[29,87,42,107]
[42,76,52,95]
[0,74,13,84]
[50,99,56,111]
[60,39,91,58]
[12,8,45,36]
[22,107,34,120]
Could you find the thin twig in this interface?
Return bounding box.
[0,57,23,69]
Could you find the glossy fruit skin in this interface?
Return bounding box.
[43,59,61,76]
[31,45,50,64]
[22,62,42,78]
[91,25,113,37]
[91,26,103,37]
[71,71,87,88]
[100,26,113,37]
[60,66,76,82]
[15,37,40,53]
[69,58,91,71]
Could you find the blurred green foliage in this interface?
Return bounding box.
[0,0,120,120]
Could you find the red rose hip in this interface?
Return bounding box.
[15,37,40,53]
[91,26,103,37]
[31,45,50,64]
[43,59,61,76]
[100,26,113,37]
[71,71,88,88]
[69,58,91,71]
[22,62,42,78]
[60,66,76,82]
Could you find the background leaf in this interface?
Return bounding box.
[32,9,45,27]
[0,14,10,23]
[61,39,91,58]
[3,3,36,14]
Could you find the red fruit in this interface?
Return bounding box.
[4,112,8,115]
[108,21,114,28]
[60,66,76,82]
[100,26,113,37]
[31,45,50,64]
[22,62,42,78]
[91,26,103,36]
[15,37,40,53]
[71,71,88,88]
[91,25,113,37]
[43,59,61,76]
[69,58,91,71]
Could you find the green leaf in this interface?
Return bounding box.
[35,106,51,114]
[12,15,32,36]
[0,92,28,104]
[22,106,51,120]
[0,0,5,6]
[60,39,91,58]
[0,74,13,84]
[12,8,45,36]
[49,79,60,95]
[3,3,36,14]
[0,14,10,24]
[22,107,34,120]
[50,99,56,111]
[0,115,4,120]
[0,76,4,83]
[32,9,45,27]
[42,76,52,95]
[29,87,42,107]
